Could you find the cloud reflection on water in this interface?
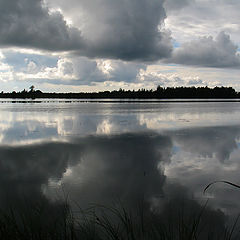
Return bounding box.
[0,126,240,213]
[166,126,240,217]
[0,127,239,237]
[0,131,236,238]
[1,101,240,145]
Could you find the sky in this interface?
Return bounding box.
[0,0,240,92]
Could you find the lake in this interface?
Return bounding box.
[1,99,240,238]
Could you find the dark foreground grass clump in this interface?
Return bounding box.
[0,197,238,240]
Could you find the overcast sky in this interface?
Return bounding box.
[0,0,240,92]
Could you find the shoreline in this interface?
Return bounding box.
[1,98,240,103]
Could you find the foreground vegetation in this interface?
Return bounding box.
[0,86,240,99]
[0,197,239,240]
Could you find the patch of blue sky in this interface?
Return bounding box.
[166,63,178,67]
[0,69,10,73]
[0,81,22,92]
[1,79,41,92]
[173,40,180,48]
[12,81,33,92]
[2,51,58,71]
[160,69,177,73]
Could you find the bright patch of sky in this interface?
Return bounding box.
[2,51,58,72]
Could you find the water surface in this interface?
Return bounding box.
[1,99,240,235]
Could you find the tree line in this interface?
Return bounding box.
[0,86,240,99]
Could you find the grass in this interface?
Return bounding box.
[204,180,240,194]
[0,196,238,240]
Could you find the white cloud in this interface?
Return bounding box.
[0,51,14,82]
[138,68,206,87]
[16,56,146,86]
[26,61,39,74]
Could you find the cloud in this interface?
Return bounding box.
[138,69,206,87]
[187,79,203,85]
[0,0,84,51]
[0,0,173,61]
[0,53,14,82]
[164,0,193,12]
[16,56,104,85]
[97,59,146,82]
[170,32,240,68]
[15,56,146,85]
[46,0,172,61]
[2,50,58,73]
[165,0,240,45]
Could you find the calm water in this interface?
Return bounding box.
[1,99,240,232]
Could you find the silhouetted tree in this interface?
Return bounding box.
[29,85,35,92]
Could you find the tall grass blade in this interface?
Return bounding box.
[204,181,240,194]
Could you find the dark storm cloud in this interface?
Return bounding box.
[171,32,240,68]
[75,0,172,61]
[0,0,85,51]
[0,0,172,61]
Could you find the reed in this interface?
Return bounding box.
[0,196,238,240]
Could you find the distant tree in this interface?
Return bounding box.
[156,85,163,92]
[29,85,35,92]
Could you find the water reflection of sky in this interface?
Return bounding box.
[1,101,240,234]
[1,101,240,143]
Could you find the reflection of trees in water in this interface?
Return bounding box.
[0,133,238,239]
